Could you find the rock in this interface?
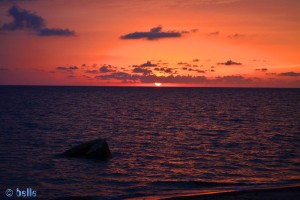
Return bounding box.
[63,138,112,160]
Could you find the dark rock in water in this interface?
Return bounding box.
[63,139,112,160]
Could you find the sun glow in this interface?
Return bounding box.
[154,82,162,87]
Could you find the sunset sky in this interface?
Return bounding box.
[0,0,299,87]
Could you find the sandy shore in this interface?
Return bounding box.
[162,185,300,200]
[54,185,300,200]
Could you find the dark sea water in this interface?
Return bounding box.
[0,86,300,199]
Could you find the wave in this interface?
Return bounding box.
[161,184,300,200]
[149,180,246,188]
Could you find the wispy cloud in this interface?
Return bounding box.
[1,6,75,36]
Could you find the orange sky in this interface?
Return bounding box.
[0,0,299,87]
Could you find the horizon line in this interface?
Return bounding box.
[0,84,299,89]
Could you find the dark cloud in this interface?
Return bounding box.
[196,70,205,73]
[192,59,199,62]
[184,67,205,73]
[99,65,117,73]
[69,66,78,70]
[140,75,208,83]
[148,74,249,84]
[255,68,268,72]
[266,73,277,75]
[1,6,45,31]
[164,68,173,73]
[0,67,9,71]
[151,26,161,32]
[228,33,245,39]
[252,59,267,62]
[82,75,94,81]
[83,65,254,85]
[120,26,187,40]
[96,72,140,82]
[1,6,75,36]
[86,70,98,74]
[0,0,35,4]
[0,0,34,2]
[140,61,157,67]
[133,67,152,75]
[178,62,191,68]
[56,66,78,72]
[140,74,251,85]
[38,28,75,36]
[208,31,219,36]
[181,29,198,34]
[214,75,252,83]
[153,67,175,74]
[217,60,242,65]
[99,66,111,73]
[278,72,300,77]
[80,63,98,68]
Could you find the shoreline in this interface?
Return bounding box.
[161,185,300,200]
[53,185,300,200]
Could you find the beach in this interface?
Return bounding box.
[162,185,300,200]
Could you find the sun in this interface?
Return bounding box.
[154,82,162,87]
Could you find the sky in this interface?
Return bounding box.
[0,0,299,87]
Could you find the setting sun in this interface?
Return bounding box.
[154,82,162,87]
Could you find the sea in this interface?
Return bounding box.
[0,86,300,199]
